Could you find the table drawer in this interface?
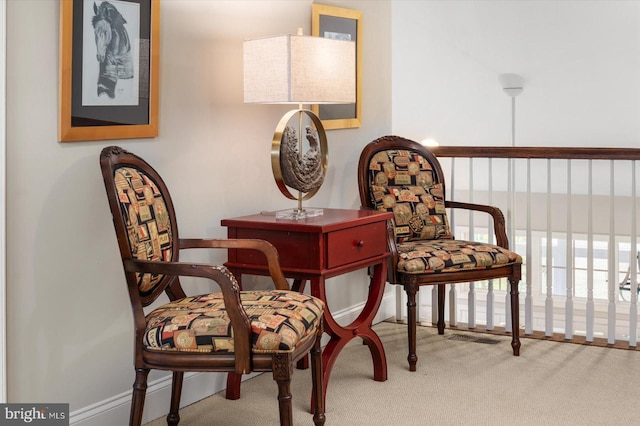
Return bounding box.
[327,221,387,268]
[231,228,318,270]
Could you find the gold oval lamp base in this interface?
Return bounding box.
[271,108,328,219]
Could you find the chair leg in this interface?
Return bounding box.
[272,353,294,426]
[509,278,521,356]
[404,283,418,372]
[310,326,326,425]
[167,371,183,426]
[129,368,149,426]
[437,284,446,334]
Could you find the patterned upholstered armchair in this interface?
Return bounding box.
[100,146,325,426]
[357,136,522,371]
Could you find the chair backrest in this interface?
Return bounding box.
[358,135,453,244]
[100,146,180,307]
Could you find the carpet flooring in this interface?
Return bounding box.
[145,321,640,425]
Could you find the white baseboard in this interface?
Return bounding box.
[70,290,396,425]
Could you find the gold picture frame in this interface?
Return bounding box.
[312,4,362,130]
[59,0,160,142]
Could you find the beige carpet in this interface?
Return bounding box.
[145,321,640,425]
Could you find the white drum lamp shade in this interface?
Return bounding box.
[243,34,355,105]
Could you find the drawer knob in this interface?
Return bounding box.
[355,240,365,248]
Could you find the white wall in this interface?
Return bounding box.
[392,0,640,148]
[5,0,391,423]
[0,0,6,404]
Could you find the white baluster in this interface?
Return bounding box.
[468,158,475,328]
[545,159,554,337]
[525,158,533,335]
[586,160,594,342]
[416,288,421,324]
[447,158,456,328]
[487,159,494,330]
[505,285,512,332]
[486,282,494,331]
[468,283,475,328]
[629,161,638,347]
[565,160,574,339]
[450,158,455,232]
[449,284,457,327]
[608,160,616,345]
[396,286,404,322]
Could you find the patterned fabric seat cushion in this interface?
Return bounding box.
[144,290,324,353]
[397,239,522,274]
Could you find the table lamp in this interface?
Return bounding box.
[243,30,355,219]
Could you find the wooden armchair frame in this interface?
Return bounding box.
[357,136,521,371]
[100,146,325,425]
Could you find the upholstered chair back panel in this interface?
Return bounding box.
[367,149,452,243]
[113,166,173,297]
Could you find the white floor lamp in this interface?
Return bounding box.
[499,73,524,333]
[498,73,525,244]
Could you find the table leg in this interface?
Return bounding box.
[310,261,388,408]
[357,262,388,382]
[225,372,242,400]
[291,278,307,293]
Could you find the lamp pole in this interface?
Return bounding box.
[498,73,524,247]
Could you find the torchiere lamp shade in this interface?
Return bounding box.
[243,34,355,105]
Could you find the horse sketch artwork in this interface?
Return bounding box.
[82,0,139,106]
[92,1,133,98]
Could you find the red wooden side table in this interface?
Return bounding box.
[221,208,392,407]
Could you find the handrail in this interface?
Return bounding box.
[429,146,640,161]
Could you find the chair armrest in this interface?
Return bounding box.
[179,238,289,291]
[445,200,509,250]
[123,259,253,374]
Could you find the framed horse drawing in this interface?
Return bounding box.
[59,0,160,142]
